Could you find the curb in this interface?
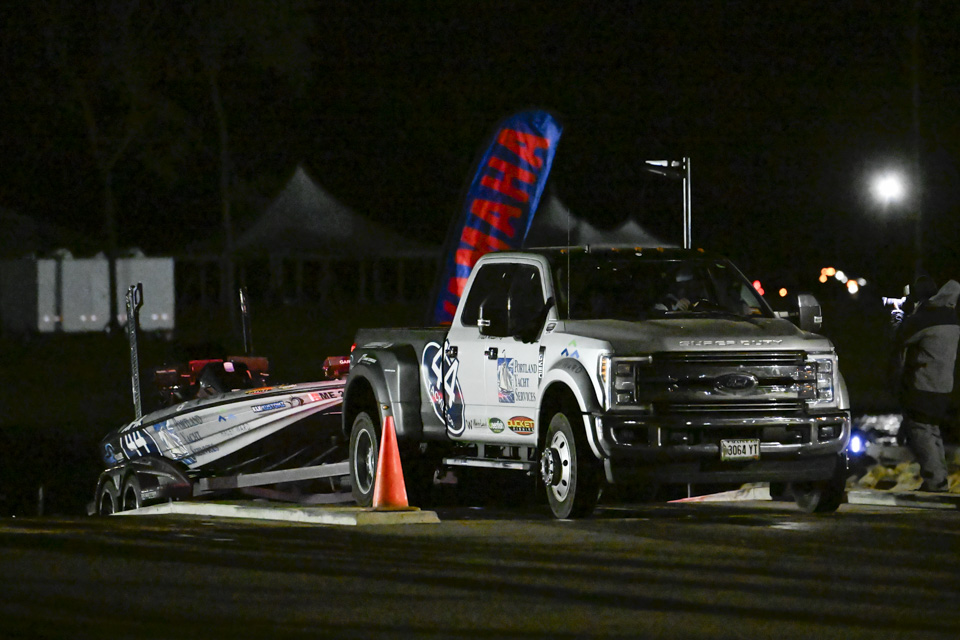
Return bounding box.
[114,501,441,525]
[668,483,960,511]
[846,488,960,510]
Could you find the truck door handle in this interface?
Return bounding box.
[484,347,498,360]
[445,345,458,359]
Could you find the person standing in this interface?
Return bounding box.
[889,274,939,330]
[894,279,960,492]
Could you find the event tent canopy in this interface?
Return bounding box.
[523,194,673,249]
[236,166,436,259]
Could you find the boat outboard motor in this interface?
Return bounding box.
[197,361,254,398]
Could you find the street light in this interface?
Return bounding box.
[644,158,692,249]
[871,172,906,206]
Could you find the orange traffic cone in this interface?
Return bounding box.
[372,415,410,510]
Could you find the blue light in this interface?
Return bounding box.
[849,433,865,455]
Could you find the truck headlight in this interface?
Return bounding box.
[600,355,652,408]
[807,354,837,406]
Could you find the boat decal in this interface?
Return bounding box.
[253,400,286,413]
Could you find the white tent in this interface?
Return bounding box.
[524,194,672,248]
[236,166,436,258]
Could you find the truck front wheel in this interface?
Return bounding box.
[349,412,380,507]
[540,411,601,519]
[791,454,847,514]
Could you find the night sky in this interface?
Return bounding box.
[3,1,960,295]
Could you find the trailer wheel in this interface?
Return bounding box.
[121,474,142,511]
[96,481,119,516]
[349,412,379,507]
[540,411,601,519]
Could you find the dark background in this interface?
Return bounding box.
[3,1,960,291]
[2,1,959,515]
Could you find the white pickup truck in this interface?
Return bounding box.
[344,246,851,518]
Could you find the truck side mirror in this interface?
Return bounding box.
[796,293,822,333]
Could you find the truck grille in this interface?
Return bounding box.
[663,400,804,415]
[632,351,813,415]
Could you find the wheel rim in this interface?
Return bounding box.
[355,429,376,495]
[99,490,115,516]
[547,429,572,502]
[540,447,562,487]
[123,486,138,511]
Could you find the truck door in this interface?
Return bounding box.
[443,262,514,441]
[448,261,546,444]
[484,264,545,444]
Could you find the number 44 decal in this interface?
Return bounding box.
[122,430,153,458]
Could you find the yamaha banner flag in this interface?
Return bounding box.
[431,110,562,324]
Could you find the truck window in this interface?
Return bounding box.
[508,265,545,335]
[551,252,770,321]
[461,263,513,327]
[460,263,546,337]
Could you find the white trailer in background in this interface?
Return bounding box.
[0,253,174,334]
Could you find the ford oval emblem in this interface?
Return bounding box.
[715,373,758,393]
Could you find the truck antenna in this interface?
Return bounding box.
[566,203,571,317]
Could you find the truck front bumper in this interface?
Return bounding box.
[593,410,851,485]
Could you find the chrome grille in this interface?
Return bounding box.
[632,351,812,413]
[662,400,804,415]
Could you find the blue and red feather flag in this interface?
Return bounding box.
[431,110,562,324]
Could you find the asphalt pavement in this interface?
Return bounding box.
[2,499,958,639]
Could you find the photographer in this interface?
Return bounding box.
[892,279,960,492]
[889,274,938,330]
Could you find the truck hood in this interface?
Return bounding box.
[552,317,834,354]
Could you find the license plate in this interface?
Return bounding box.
[720,438,760,461]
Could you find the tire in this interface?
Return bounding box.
[96,481,119,516]
[540,411,602,519]
[121,474,142,512]
[349,412,380,507]
[792,455,847,514]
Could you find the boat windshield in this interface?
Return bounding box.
[550,251,772,321]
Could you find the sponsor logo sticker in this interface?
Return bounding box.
[560,339,580,358]
[253,400,286,413]
[497,357,516,403]
[489,418,505,433]
[244,387,274,395]
[507,416,534,436]
[306,390,342,402]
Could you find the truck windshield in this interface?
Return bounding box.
[552,252,771,321]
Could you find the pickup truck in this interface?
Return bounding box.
[343,246,851,518]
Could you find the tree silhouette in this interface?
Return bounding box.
[173,0,315,309]
[37,0,171,327]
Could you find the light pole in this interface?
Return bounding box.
[644,158,692,248]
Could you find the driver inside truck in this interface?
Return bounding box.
[655,266,706,311]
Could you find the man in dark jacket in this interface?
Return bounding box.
[895,279,960,491]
